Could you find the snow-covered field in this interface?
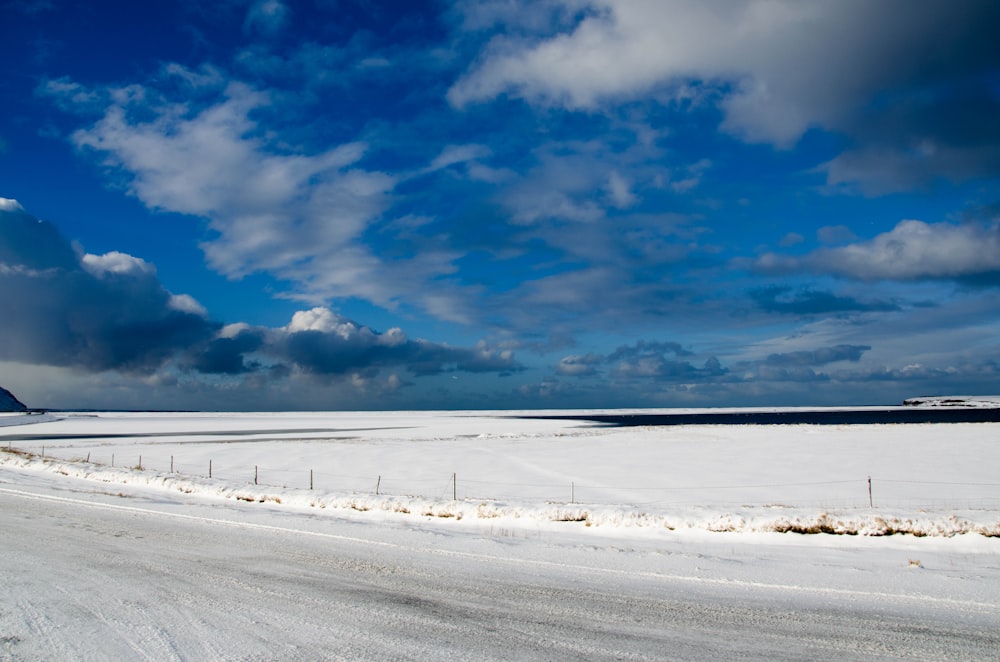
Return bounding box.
[2,410,999,659]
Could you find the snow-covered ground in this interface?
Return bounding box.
[2,410,999,659]
[905,395,1000,407]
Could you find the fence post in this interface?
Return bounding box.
[310,469,313,490]
[209,459,212,478]
[571,481,575,504]
[138,455,142,470]
[255,465,258,485]
[112,453,115,467]
[452,473,457,501]
[376,475,381,496]
[868,476,873,508]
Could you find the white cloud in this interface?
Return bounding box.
[555,353,602,376]
[501,141,651,225]
[81,251,156,277]
[283,307,408,347]
[425,143,493,173]
[67,78,421,308]
[663,158,710,193]
[755,219,1000,282]
[55,69,501,323]
[39,77,102,111]
[244,0,289,37]
[168,293,208,317]
[285,307,363,337]
[219,322,252,339]
[449,0,997,154]
[819,221,1000,281]
[162,63,225,89]
[606,170,637,209]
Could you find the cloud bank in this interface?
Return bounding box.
[0,198,217,373]
[0,200,519,391]
[450,0,1000,191]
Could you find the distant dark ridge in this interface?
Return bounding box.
[0,386,27,412]
[520,408,1000,427]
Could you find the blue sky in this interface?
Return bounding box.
[2,0,1000,410]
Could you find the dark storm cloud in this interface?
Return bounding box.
[824,21,1000,193]
[0,201,219,373]
[275,322,520,378]
[1,202,521,384]
[0,204,77,270]
[191,329,266,375]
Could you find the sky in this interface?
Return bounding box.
[1,0,999,410]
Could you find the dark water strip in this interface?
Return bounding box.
[0,427,411,442]
[520,408,1000,426]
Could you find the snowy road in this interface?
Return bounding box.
[2,475,998,660]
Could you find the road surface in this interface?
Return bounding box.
[1,474,997,660]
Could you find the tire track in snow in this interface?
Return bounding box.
[2,485,996,616]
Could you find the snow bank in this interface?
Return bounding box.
[4,446,998,538]
[4,410,1000,539]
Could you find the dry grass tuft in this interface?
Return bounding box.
[554,511,590,523]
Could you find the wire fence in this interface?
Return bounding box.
[9,443,1000,512]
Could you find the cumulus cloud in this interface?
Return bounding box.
[193,306,520,379]
[450,0,1000,188]
[81,251,156,278]
[555,353,603,377]
[0,201,217,373]
[0,198,78,270]
[0,201,522,389]
[754,220,1000,284]
[191,328,266,375]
